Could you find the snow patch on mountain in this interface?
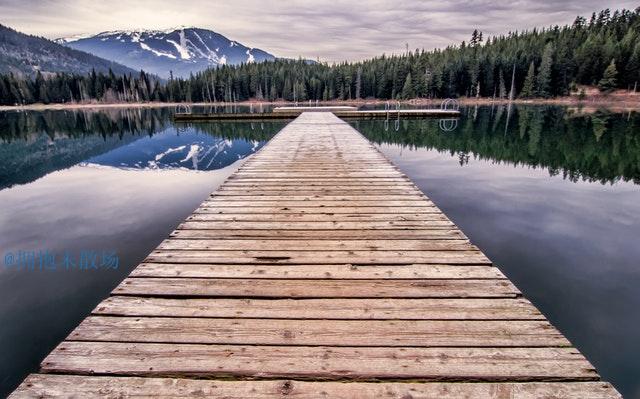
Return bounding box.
[166,39,191,60]
[140,42,176,59]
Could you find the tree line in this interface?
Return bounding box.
[1,7,638,105]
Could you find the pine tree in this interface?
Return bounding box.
[470,30,479,47]
[598,59,618,92]
[401,73,414,99]
[520,61,536,98]
[625,42,640,90]
[536,42,554,97]
[282,78,293,101]
[498,69,507,98]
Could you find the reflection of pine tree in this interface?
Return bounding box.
[591,114,609,140]
[458,152,470,166]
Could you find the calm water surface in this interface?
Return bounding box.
[353,106,640,398]
[0,107,283,396]
[0,105,638,398]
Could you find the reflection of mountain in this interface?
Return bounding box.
[0,108,282,190]
[0,131,144,189]
[353,106,640,185]
[0,108,170,190]
[85,130,264,171]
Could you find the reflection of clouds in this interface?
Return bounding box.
[0,163,237,252]
[3,0,637,62]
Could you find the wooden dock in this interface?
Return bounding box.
[11,112,620,398]
[174,108,459,121]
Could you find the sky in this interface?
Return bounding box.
[1,0,638,62]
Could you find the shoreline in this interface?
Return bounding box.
[1,94,638,112]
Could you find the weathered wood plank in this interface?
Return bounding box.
[185,213,451,222]
[40,342,598,381]
[194,205,443,214]
[145,249,490,265]
[179,221,458,231]
[169,229,468,240]
[219,183,418,189]
[144,252,490,266]
[156,239,474,251]
[201,200,434,207]
[208,195,427,201]
[68,316,570,347]
[129,263,504,279]
[93,297,544,320]
[10,375,621,399]
[114,278,519,298]
[215,190,424,197]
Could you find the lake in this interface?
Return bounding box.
[0,105,638,398]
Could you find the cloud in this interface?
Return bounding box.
[1,0,637,62]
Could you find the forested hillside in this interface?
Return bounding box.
[175,7,638,102]
[1,8,638,105]
[0,24,136,78]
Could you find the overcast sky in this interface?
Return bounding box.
[1,0,637,62]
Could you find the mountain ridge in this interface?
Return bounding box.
[56,27,277,78]
[0,24,138,77]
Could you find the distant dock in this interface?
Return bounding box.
[174,106,460,121]
[10,112,620,398]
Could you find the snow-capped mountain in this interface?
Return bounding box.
[55,27,276,78]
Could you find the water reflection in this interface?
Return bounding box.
[352,105,640,185]
[353,105,640,398]
[0,107,283,396]
[0,108,281,189]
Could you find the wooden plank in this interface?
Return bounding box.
[214,190,424,196]
[169,229,468,240]
[224,179,415,184]
[68,316,569,347]
[93,297,544,320]
[129,263,504,279]
[40,342,598,381]
[113,278,519,298]
[208,195,427,201]
[229,173,407,178]
[144,252,490,266]
[156,239,474,251]
[185,213,451,222]
[194,206,443,214]
[201,200,434,207]
[145,250,490,265]
[10,375,621,399]
[179,221,458,230]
